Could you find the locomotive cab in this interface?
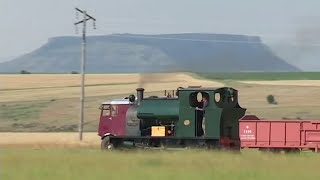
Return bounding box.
[98,99,131,138]
[176,87,246,148]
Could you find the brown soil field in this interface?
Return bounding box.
[0,132,100,148]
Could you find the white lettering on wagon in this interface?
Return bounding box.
[240,125,255,140]
[243,129,252,134]
[240,134,256,140]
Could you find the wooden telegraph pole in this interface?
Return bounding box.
[74,8,96,141]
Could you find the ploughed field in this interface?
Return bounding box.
[2,72,320,136]
[0,73,222,132]
[2,148,320,180]
[1,73,223,102]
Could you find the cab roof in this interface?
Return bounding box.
[178,87,235,91]
[102,98,131,105]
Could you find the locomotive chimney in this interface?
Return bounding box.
[136,88,145,104]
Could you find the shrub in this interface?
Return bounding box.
[20,70,31,74]
[267,94,277,105]
[71,71,79,74]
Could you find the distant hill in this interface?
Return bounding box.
[0,33,299,73]
[268,43,320,71]
[0,56,16,63]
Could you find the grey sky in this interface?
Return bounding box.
[1,0,320,58]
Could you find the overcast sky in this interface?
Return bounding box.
[1,0,320,58]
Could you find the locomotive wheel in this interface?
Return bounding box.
[101,136,114,150]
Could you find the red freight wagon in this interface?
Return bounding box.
[239,115,320,152]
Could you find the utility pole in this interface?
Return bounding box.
[74,8,96,141]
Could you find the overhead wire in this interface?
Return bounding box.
[94,34,320,47]
[108,34,262,44]
[74,9,320,47]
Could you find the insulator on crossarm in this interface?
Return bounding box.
[93,21,96,29]
[75,25,79,34]
[76,11,79,19]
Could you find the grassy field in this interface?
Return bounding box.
[2,148,320,180]
[197,72,320,81]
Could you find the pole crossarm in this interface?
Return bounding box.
[75,8,96,21]
[74,18,92,25]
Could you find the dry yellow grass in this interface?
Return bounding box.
[0,74,139,89]
[0,73,223,102]
[4,73,320,149]
[0,132,100,148]
[241,80,320,86]
[232,81,320,119]
[235,80,320,119]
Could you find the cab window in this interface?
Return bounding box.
[100,104,110,116]
[189,92,210,108]
[111,105,118,117]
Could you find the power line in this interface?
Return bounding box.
[108,34,262,44]
[74,7,96,141]
[102,34,320,47]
